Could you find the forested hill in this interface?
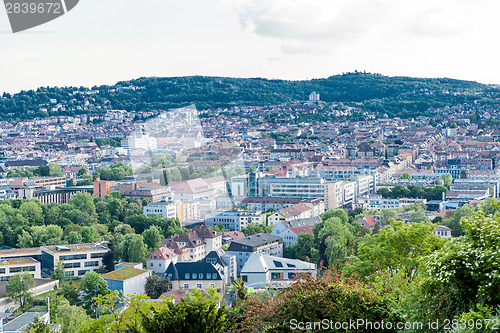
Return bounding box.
[1,72,499,120]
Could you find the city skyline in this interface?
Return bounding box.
[1,0,500,93]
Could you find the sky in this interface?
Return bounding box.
[1,0,500,94]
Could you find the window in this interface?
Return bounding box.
[64,271,75,277]
[288,272,296,280]
[0,268,4,274]
[168,273,172,278]
[196,284,202,289]
[64,262,81,269]
[241,275,248,282]
[159,263,162,267]
[150,263,153,267]
[91,253,105,259]
[60,254,87,261]
[273,261,283,267]
[185,273,190,279]
[271,272,283,280]
[84,261,99,267]
[169,284,172,290]
[78,270,89,276]
[199,273,203,279]
[183,284,189,289]
[213,273,217,279]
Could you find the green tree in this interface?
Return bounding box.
[459,169,468,179]
[57,299,89,333]
[27,314,53,333]
[241,224,273,236]
[78,292,151,333]
[79,272,109,307]
[399,172,412,180]
[77,168,88,177]
[144,275,170,299]
[441,173,453,187]
[80,226,98,243]
[59,281,80,306]
[142,225,162,251]
[51,261,66,283]
[140,288,235,333]
[120,234,147,263]
[345,220,445,280]
[49,163,64,177]
[70,193,96,217]
[19,201,44,225]
[423,205,500,317]
[65,231,82,244]
[6,272,36,310]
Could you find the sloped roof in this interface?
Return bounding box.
[288,225,315,236]
[148,247,177,260]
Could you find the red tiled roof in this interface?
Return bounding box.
[288,225,315,236]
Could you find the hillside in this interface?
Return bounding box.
[1,72,499,120]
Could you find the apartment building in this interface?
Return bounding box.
[227,233,283,274]
[144,199,177,219]
[205,211,266,231]
[165,261,227,293]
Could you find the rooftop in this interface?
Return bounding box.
[42,243,109,253]
[0,258,38,266]
[101,267,150,281]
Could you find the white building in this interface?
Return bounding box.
[144,200,177,219]
[0,258,41,281]
[102,267,152,296]
[433,225,452,238]
[147,247,179,274]
[240,253,316,289]
[41,243,110,278]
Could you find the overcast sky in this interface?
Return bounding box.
[1,0,500,93]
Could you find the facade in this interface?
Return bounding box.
[0,258,41,282]
[161,225,222,262]
[146,247,179,274]
[241,197,302,212]
[205,211,266,231]
[227,233,283,273]
[102,267,152,296]
[93,180,116,199]
[278,225,315,247]
[41,243,109,278]
[165,261,227,294]
[168,178,216,202]
[143,200,177,218]
[433,225,452,238]
[202,249,237,284]
[240,253,317,289]
[18,186,93,204]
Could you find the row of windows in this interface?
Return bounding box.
[65,262,81,268]
[173,272,219,280]
[10,266,36,273]
[183,283,216,290]
[59,254,87,261]
[85,261,99,267]
[0,274,35,281]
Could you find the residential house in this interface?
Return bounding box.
[227,233,283,274]
[164,261,227,294]
[146,247,179,274]
[240,254,316,289]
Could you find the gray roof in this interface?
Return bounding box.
[3,311,48,332]
[227,233,282,252]
[283,216,320,229]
